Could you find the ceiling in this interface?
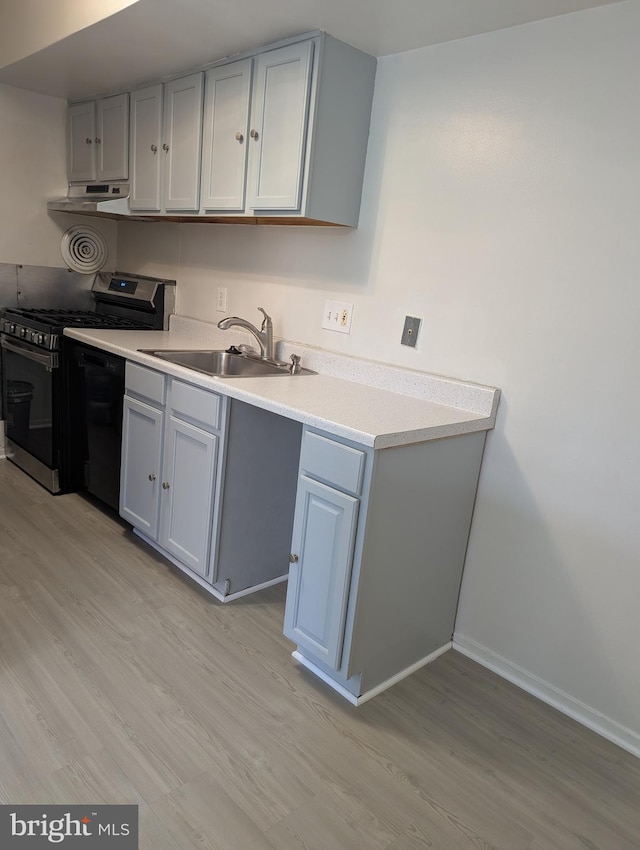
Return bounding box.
[0,0,624,100]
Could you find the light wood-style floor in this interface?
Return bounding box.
[1,458,639,850]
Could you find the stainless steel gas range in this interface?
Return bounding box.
[1,272,175,496]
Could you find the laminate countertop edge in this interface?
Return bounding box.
[64,326,499,450]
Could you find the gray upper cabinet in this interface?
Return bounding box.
[95,93,129,181]
[201,59,252,211]
[67,93,129,182]
[129,73,204,212]
[67,101,96,181]
[246,40,314,212]
[200,33,376,225]
[66,33,375,226]
[162,73,204,211]
[200,41,314,215]
[129,84,163,211]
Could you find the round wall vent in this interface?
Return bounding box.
[61,225,108,274]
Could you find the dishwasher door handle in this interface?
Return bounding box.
[77,350,123,374]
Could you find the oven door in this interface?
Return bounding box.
[1,335,61,492]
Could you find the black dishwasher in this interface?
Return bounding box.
[67,342,125,511]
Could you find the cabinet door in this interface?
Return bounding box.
[162,72,204,211]
[246,40,314,211]
[120,397,163,538]
[129,84,163,211]
[284,475,358,670]
[96,93,129,181]
[67,101,96,181]
[159,416,218,577]
[201,60,252,211]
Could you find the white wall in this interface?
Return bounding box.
[117,0,640,752]
[0,83,116,268]
[0,0,140,69]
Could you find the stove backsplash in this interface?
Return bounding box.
[0,263,96,311]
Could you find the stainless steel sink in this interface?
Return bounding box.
[138,349,314,377]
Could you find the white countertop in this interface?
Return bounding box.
[64,319,499,449]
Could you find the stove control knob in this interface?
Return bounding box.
[38,334,46,346]
[8,323,16,334]
[19,326,27,338]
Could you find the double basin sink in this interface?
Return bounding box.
[139,348,314,378]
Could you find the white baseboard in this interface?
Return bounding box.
[453,633,640,759]
[293,643,452,706]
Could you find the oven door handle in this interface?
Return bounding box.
[1,336,58,369]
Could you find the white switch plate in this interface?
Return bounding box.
[322,300,354,334]
[216,287,228,312]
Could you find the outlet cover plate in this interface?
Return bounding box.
[322,300,353,334]
[216,287,228,312]
[401,315,421,347]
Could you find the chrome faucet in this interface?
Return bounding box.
[217,307,274,361]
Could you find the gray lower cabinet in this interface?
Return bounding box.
[120,361,302,599]
[120,396,164,538]
[159,416,218,577]
[284,476,359,670]
[120,362,225,584]
[284,426,488,702]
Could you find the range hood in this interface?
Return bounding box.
[47,183,131,217]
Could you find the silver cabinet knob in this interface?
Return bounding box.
[162,481,170,490]
[235,132,244,143]
[150,144,158,153]
[85,137,92,144]
[95,137,102,144]
[148,473,156,481]
[289,554,299,563]
[250,129,259,140]
[162,143,169,152]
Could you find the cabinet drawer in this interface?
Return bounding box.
[300,430,366,496]
[126,361,166,406]
[170,379,222,431]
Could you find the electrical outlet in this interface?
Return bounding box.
[216,287,228,312]
[322,300,354,334]
[401,316,421,347]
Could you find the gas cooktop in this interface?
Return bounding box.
[1,308,147,331]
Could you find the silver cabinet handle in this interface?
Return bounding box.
[85,137,92,144]
[162,143,169,152]
[148,474,156,481]
[289,554,299,563]
[162,481,170,489]
[235,132,244,143]
[151,144,158,153]
[250,129,259,140]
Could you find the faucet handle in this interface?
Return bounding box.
[289,354,302,375]
[257,307,272,330]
